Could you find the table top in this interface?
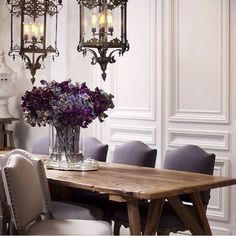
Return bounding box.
[46,161,236,200]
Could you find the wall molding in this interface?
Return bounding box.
[210,226,231,235]
[168,0,229,123]
[110,125,156,145]
[110,0,156,121]
[207,157,230,221]
[168,129,229,150]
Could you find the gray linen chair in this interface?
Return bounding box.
[83,137,108,161]
[31,136,104,220]
[5,149,102,221]
[1,154,112,235]
[112,140,157,167]
[32,136,108,162]
[0,169,11,235]
[74,140,157,231]
[112,145,216,235]
[157,144,216,234]
[111,141,157,234]
[71,137,109,200]
[0,153,16,235]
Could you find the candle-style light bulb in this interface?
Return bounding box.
[99,13,105,28]
[107,11,113,35]
[23,23,30,41]
[107,12,113,27]
[92,14,97,27]
[34,25,39,41]
[99,12,106,37]
[31,22,36,41]
[91,13,97,35]
[39,23,44,41]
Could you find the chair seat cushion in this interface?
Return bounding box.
[52,201,103,220]
[29,219,112,235]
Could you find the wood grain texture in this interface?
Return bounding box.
[167,196,204,235]
[46,161,236,200]
[127,199,141,235]
[190,192,212,235]
[144,199,164,235]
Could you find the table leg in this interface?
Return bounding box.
[190,192,212,235]
[167,196,205,235]
[144,198,164,235]
[127,199,141,235]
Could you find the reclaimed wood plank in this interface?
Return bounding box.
[144,199,164,235]
[167,196,205,235]
[46,162,236,200]
[127,199,141,235]
[190,192,212,235]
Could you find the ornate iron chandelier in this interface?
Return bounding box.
[77,0,129,80]
[6,0,63,84]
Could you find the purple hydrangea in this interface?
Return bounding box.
[21,79,114,128]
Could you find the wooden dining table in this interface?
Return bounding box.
[45,161,236,235]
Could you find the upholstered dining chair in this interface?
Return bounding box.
[112,140,157,167]
[0,172,10,235]
[0,153,15,235]
[1,154,112,235]
[70,137,109,202]
[83,137,108,162]
[112,145,216,235]
[108,141,157,233]
[5,149,103,221]
[74,140,157,229]
[157,144,216,235]
[32,136,109,162]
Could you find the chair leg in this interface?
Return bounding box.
[113,221,122,235]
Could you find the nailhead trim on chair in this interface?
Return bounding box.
[4,157,20,230]
[0,175,10,234]
[4,149,53,219]
[3,156,42,234]
[37,160,54,219]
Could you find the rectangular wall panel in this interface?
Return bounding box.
[168,0,229,123]
[168,129,229,150]
[109,0,156,120]
[110,125,156,145]
[207,157,230,221]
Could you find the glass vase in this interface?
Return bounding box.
[47,125,83,170]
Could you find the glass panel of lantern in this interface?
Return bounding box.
[81,1,124,48]
[9,0,60,60]
[22,15,45,52]
[10,6,21,56]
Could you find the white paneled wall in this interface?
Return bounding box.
[94,0,235,234]
[164,0,235,234]
[1,0,236,234]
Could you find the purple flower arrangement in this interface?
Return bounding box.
[21,79,114,128]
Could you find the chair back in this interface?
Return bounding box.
[2,149,53,218]
[2,154,43,231]
[32,135,49,155]
[84,137,108,162]
[163,145,215,205]
[0,153,13,235]
[112,141,157,167]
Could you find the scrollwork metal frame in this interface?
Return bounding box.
[6,0,62,84]
[77,0,129,80]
